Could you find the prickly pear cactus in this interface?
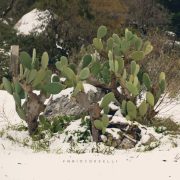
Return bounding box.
[3,49,64,135]
[2,26,166,142]
[55,25,166,136]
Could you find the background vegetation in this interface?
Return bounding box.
[0,0,180,94]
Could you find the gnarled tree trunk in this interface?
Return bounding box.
[25,92,46,135]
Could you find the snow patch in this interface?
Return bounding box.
[14,9,51,35]
[0,90,22,127]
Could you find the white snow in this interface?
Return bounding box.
[14,9,51,35]
[83,83,97,93]
[110,115,130,125]
[0,90,22,126]
[1,90,180,180]
[52,87,74,100]
[0,146,180,180]
[52,83,97,100]
[106,128,121,139]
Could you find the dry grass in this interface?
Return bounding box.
[152,117,180,134]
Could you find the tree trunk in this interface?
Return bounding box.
[76,92,101,142]
[89,103,101,142]
[25,92,46,135]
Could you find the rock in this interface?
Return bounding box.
[141,133,158,146]
[44,87,104,119]
[44,95,85,118]
[118,137,136,149]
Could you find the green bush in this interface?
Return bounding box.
[55,26,166,140]
[3,26,166,142]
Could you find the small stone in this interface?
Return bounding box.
[100,135,107,142]
[141,133,158,146]
[118,138,136,149]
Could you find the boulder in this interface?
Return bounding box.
[44,86,104,119]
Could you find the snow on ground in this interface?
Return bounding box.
[0,146,180,180]
[1,90,180,180]
[0,90,22,126]
[14,9,51,35]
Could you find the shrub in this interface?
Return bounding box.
[3,26,166,142]
[55,26,166,141]
[2,49,64,134]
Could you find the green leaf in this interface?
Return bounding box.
[73,81,84,96]
[112,34,121,44]
[82,54,92,68]
[43,82,64,94]
[125,29,133,41]
[108,50,113,61]
[135,64,140,75]
[14,81,22,94]
[109,60,114,72]
[55,56,68,71]
[103,106,110,114]
[100,92,115,109]
[134,38,143,50]
[90,61,101,77]
[93,38,103,50]
[131,61,136,75]
[118,58,124,72]
[127,101,137,119]
[126,82,138,96]
[16,106,26,120]
[131,51,145,61]
[32,69,46,87]
[159,72,165,81]
[27,69,37,84]
[79,67,90,80]
[121,100,127,115]
[20,51,32,70]
[113,45,121,56]
[114,60,119,74]
[143,41,153,55]
[97,25,107,39]
[32,48,38,69]
[13,92,21,106]
[94,120,103,130]
[122,69,127,80]
[101,65,111,84]
[2,77,13,94]
[102,115,109,127]
[107,37,114,50]
[41,52,49,69]
[143,73,151,90]
[139,101,148,116]
[52,75,60,82]
[159,79,166,93]
[60,56,68,65]
[120,39,130,53]
[146,92,154,106]
[61,66,76,83]
[102,127,106,134]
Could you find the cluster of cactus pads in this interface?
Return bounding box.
[2,26,166,140]
[3,49,64,134]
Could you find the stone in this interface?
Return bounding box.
[44,87,104,119]
[140,133,158,146]
[118,137,136,149]
[44,95,85,118]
